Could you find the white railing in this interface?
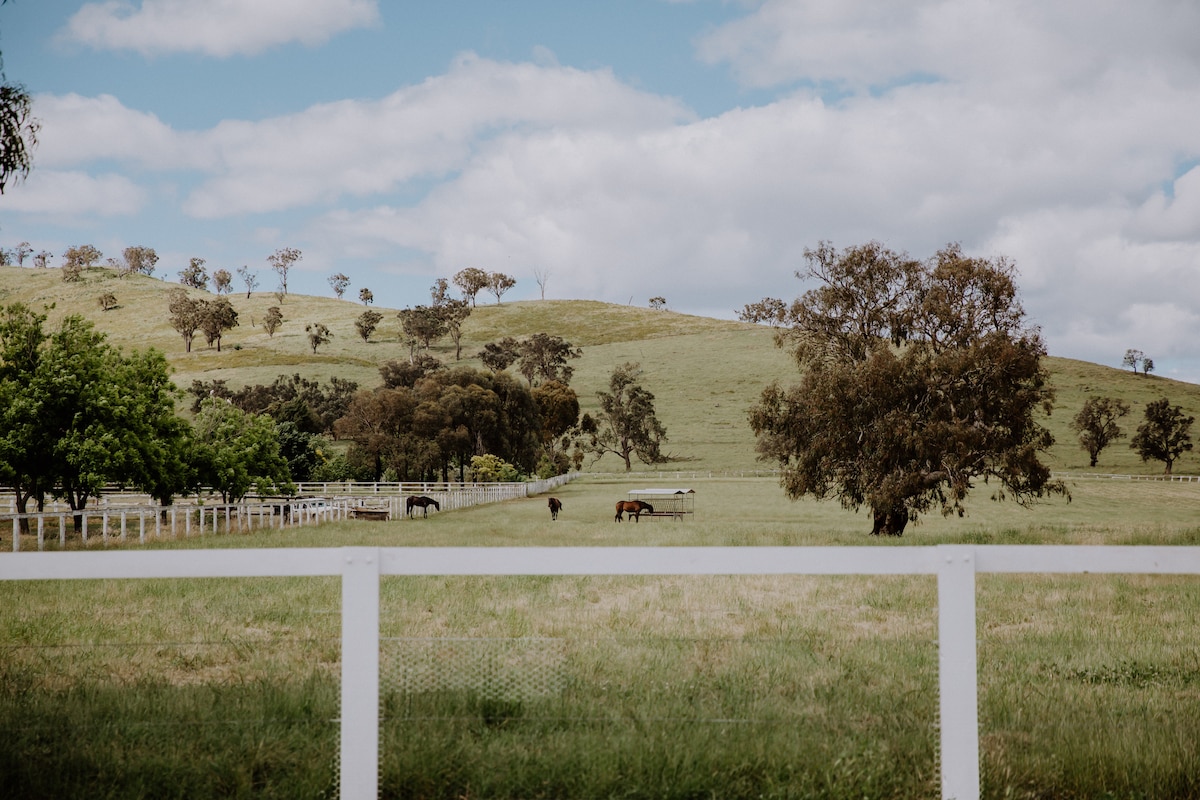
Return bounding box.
[3,498,351,551]
[4,544,1199,800]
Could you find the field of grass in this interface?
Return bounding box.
[4,265,1200,796]
[4,476,1200,797]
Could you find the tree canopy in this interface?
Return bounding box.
[748,241,1065,536]
[579,362,669,472]
[1130,398,1194,475]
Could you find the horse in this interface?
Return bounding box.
[548,497,562,520]
[406,495,440,518]
[614,499,653,522]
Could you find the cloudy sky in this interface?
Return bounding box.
[2,1,1199,380]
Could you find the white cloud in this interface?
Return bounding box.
[183,55,695,217]
[60,0,380,58]
[32,93,204,169]
[0,170,145,216]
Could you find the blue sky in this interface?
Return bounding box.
[2,0,1200,381]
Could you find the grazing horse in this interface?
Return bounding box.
[406,495,440,518]
[548,497,563,520]
[614,499,653,522]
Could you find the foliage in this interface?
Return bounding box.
[397,305,447,356]
[515,332,582,386]
[98,291,117,311]
[178,257,208,290]
[355,309,383,342]
[212,268,232,295]
[487,271,516,304]
[61,245,101,282]
[267,246,301,296]
[748,241,1064,535]
[1070,396,1130,467]
[453,267,490,307]
[188,373,358,436]
[649,296,666,310]
[358,287,374,305]
[335,366,540,482]
[262,305,283,337]
[468,453,522,482]
[579,361,669,472]
[379,354,444,389]
[1130,398,1194,475]
[328,272,350,299]
[479,335,520,373]
[305,322,331,354]
[0,68,39,195]
[1123,348,1155,376]
[737,296,788,326]
[0,305,191,528]
[122,245,158,277]
[198,297,238,351]
[191,398,292,502]
[166,288,203,352]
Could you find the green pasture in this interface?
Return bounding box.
[4,476,1200,797]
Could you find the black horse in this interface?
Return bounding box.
[406,495,440,518]
[614,500,653,522]
[548,497,563,520]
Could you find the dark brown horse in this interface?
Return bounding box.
[406,495,440,518]
[548,497,562,520]
[614,500,653,522]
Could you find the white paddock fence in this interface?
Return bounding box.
[4,543,1198,800]
[3,473,574,551]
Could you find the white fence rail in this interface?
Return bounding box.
[4,543,1199,800]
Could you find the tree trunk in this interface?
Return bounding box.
[871,505,910,536]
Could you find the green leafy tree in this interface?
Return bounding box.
[749,242,1064,536]
[1122,349,1155,376]
[581,362,669,472]
[1130,398,1194,475]
[516,333,582,386]
[453,267,489,307]
[439,297,471,360]
[479,336,520,374]
[0,308,191,530]
[355,309,383,342]
[469,454,522,482]
[1071,396,1130,467]
[397,305,446,354]
[192,398,292,502]
[305,322,331,354]
[198,297,239,351]
[167,288,204,352]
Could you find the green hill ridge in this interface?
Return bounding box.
[3,263,1199,475]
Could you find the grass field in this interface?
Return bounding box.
[3,476,1200,798]
[4,265,1200,796]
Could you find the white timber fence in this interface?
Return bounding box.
[2,473,575,551]
[3,543,1199,799]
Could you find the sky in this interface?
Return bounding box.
[2,0,1199,381]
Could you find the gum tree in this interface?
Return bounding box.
[749,241,1065,536]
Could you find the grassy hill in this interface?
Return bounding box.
[3,263,1199,476]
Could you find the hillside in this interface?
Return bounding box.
[3,264,1200,475]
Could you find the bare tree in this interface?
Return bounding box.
[237,265,259,298]
[533,266,551,300]
[328,272,350,299]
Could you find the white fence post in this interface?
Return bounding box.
[937,545,980,800]
[340,547,381,800]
